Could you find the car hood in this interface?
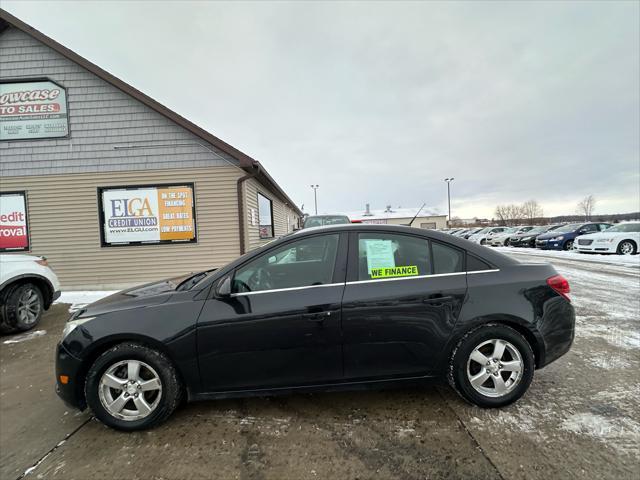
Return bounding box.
[82,273,197,316]
[537,231,571,240]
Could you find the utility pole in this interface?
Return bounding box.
[310,185,319,214]
[444,178,454,226]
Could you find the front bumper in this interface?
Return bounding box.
[55,342,86,410]
[536,239,562,249]
[577,243,615,253]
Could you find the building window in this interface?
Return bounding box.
[257,193,274,239]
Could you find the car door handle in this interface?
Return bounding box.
[423,296,454,304]
[303,311,332,322]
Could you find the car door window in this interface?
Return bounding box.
[432,242,464,274]
[581,224,598,233]
[233,234,339,293]
[598,224,611,231]
[357,233,430,281]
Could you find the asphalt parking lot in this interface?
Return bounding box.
[1,250,638,480]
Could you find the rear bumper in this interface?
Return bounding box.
[537,298,576,368]
[55,342,86,410]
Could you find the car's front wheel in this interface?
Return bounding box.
[563,240,574,251]
[617,240,637,255]
[0,283,44,334]
[448,324,534,408]
[85,343,182,431]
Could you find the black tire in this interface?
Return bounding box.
[448,324,534,408]
[617,240,637,255]
[504,239,510,247]
[0,283,44,334]
[85,343,183,431]
[563,240,574,251]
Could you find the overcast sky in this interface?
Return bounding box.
[4,1,639,218]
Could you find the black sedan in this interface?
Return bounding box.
[56,224,575,431]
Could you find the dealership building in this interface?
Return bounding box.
[0,11,302,289]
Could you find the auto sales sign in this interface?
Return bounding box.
[0,81,69,141]
[0,192,29,251]
[101,185,197,246]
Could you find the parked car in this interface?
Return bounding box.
[0,254,61,334]
[575,222,639,255]
[450,228,469,236]
[536,222,613,251]
[461,227,484,239]
[468,227,510,245]
[56,224,574,431]
[303,215,350,228]
[489,226,533,247]
[509,225,563,248]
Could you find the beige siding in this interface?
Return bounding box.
[1,166,244,289]
[378,216,448,229]
[242,178,299,252]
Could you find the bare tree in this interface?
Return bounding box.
[495,204,526,226]
[522,200,544,225]
[576,195,596,220]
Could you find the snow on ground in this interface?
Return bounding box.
[54,291,116,311]
[494,246,640,268]
[2,330,47,344]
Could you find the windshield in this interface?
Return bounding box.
[503,227,518,233]
[606,223,640,233]
[476,228,491,234]
[304,215,350,228]
[553,223,581,234]
[526,226,547,234]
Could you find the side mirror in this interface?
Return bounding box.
[216,275,232,297]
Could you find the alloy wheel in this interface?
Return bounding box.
[619,241,634,255]
[17,288,41,326]
[98,360,162,421]
[466,339,523,398]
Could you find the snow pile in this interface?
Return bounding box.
[3,330,47,344]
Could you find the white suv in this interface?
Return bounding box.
[0,254,61,334]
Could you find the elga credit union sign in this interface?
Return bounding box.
[0,80,69,141]
[100,185,197,246]
[0,192,29,251]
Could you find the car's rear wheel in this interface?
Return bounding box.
[448,324,534,408]
[85,343,182,431]
[617,240,637,255]
[504,239,510,246]
[563,240,574,251]
[0,283,44,334]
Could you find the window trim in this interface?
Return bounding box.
[256,191,274,239]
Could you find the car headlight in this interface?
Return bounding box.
[553,236,564,241]
[61,316,95,340]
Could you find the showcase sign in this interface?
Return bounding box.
[0,80,69,141]
[0,192,29,251]
[100,185,197,246]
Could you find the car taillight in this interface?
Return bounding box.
[547,274,570,301]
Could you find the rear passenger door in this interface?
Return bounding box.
[341,232,468,380]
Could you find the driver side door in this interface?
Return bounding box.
[196,232,347,392]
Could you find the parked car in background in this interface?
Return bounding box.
[489,226,534,247]
[55,224,575,431]
[451,228,469,237]
[536,222,613,251]
[575,222,639,255]
[509,225,563,248]
[468,227,509,245]
[0,254,61,334]
[461,227,484,239]
[303,215,350,228]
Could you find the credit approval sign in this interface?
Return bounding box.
[100,185,197,246]
[0,80,69,141]
[0,192,29,251]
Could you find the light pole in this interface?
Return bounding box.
[310,185,319,214]
[444,178,454,226]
